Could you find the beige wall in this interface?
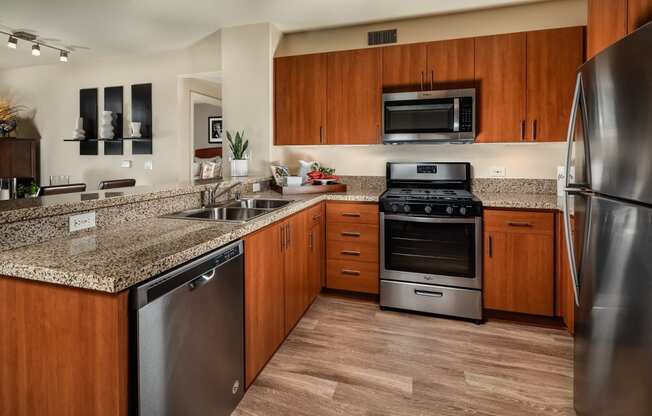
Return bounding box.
[270,0,587,179]
[277,0,586,56]
[221,23,282,176]
[0,32,221,188]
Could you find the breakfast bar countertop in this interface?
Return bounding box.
[0,188,382,293]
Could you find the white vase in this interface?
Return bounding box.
[130,122,142,138]
[230,159,248,177]
[99,111,114,139]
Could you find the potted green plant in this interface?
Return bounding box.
[17,181,40,198]
[226,130,249,177]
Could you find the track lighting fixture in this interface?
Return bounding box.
[2,29,73,62]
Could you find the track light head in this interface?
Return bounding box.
[31,43,40,56]
[59,50,68,62]
[7,35,18,49]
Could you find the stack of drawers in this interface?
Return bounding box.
[325,202,380,294]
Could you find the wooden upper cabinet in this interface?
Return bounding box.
[587,0,627,58]
[326,48,382,144]
[381,43,426,92]
[425,38,475,89]
[628,0,652,31]
[474,33,526,143]
[274,54,327,145]
[526,27,584,142]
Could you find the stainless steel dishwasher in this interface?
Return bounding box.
[132,240,244,416]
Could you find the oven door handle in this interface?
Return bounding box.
[383,214,477,224]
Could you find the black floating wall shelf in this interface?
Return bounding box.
[131,83,152,155]
[79,88,98,155]
[103,86,123,155]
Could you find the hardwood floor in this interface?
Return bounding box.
[234,294,574,416]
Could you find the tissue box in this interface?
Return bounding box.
[284,176,303,186]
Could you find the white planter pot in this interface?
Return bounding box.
[230,159,248,177]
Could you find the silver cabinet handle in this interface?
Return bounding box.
[342,212,361,217]
[414,289,443,298]
[488,235,493,258]
[188,268,216,290]
[286,224,291,248]
[520,120,525,141]
[507,221,533,227]
[430,69,434,90]
[341,269,361,276]
[319,126,324,144]
[341,231,361,237]
[532,119,538,141]
[341,250,360,256]
[420,71,424,90]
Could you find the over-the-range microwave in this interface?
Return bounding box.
[382,88,476,144]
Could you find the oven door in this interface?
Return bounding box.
[381,213,482,290]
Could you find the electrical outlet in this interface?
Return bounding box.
[121,160,132,168]
[489,166,506,177]
[144,160,153,170]
[69,212,96,233]
[252,182,261,192]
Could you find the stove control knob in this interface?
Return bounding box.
[403,204,411,213]
[459,206,467,216]
[424,205,432,214]
[446,206,454,215]
[391,204,399,213]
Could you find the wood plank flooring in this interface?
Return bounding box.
[234,294,574,416]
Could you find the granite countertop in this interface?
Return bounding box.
[0,174,271,224]
[475,192,562,210]
[0,188,382,293]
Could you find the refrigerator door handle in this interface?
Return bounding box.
[563,189,582,307]
[565,73,582,189]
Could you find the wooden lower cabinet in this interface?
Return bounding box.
[244,221,286,387]
[244,203,324,387]
[483,209,555,316]
[0,277,129,416]
[325,202,380,294]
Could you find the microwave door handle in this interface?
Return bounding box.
[453,98,460,132]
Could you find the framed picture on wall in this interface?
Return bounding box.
[208,116,223,143]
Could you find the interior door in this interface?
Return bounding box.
[474,33,526,142]
[326,48,382,144]
[526,27,584,142]
[425,38,475,89]
[274,54,327,145]
[381,43,426,92]
[574,195,652,415]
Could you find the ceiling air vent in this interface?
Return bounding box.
[368,29,397,46]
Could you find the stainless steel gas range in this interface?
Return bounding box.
[379,162,483,322]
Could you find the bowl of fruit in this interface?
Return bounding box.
[307,167,339,185]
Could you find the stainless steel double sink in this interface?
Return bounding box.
[164,198,294,223]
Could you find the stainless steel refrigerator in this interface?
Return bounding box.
[564,22,652,416]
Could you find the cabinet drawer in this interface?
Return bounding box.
[327,223,378,243]
[327,240,378,263]
[484,209,554,234]
[326,260,379,294]
[327,202,379,225]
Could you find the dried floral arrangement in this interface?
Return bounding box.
[0,98,25,137]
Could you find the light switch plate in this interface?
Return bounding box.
[69,212,96,232]
[252,182,261,192]
[489,166,506,177]
[121,160,132,168]
[144,160,153,170]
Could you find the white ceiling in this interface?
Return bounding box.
[0,0,541,70]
